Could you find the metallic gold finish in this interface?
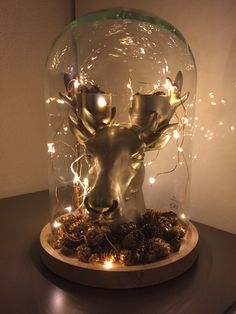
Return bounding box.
[62,72,189,224]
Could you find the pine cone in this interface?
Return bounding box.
[169,238,182,252]
[88,253,100,263]
[85,227,103,247]
[149,238,170,258]
[122,230,144,250]
[141,223,157,238]
[100,224,111,235]
[175,224,186,239]
[118,222,137,236]
[144,249,157,263]
[157,216,172,237]
[77,244,92,262]
[161,211,178,226]
[108,231,122,244]
[133,243,146,264]
[60,243,78,257]
[51,227,66,249]
[164,225,186,242]
[119,249,135,266]
[142,210,161,225]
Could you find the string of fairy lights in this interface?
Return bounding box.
[47,75,191,227]
[46,75,235,229]
[45,74,236,269]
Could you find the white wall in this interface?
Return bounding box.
[76,0,236,234]
[0,1,74,198]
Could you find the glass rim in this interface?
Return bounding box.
[52,8,188,47]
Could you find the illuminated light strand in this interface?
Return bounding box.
[53,221,62,228]
[149,96,190,207]
[57,99,65,104]
[47,143,55,154]
[180,213,187,220]
[149,177,156,184]
[173,129,180,139]
[104,233,119,253]
[104,260,113,270]
[144,151,160,167]
[97,95,107,108]
[127,78,134,101]
[65,206,72,213]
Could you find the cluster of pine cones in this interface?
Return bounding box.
[51,210,186,266]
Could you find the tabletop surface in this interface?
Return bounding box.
[0,190,236,314]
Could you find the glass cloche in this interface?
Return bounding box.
[44,9,197,269]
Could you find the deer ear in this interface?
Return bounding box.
[145,123,178,150]
[174,71,183,93]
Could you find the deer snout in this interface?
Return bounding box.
[84,194,118,215]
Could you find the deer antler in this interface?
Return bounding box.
[60,73,116,145]
[129,71,189,151]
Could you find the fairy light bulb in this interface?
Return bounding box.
[181,117,189,125]
[180,213,187,220]
[177,147,183,153]
[173,130,180,139]
[57,99,65,104]
[83,177,89,187]
[73,79,79,89]
[163,78,175,95]
[104,260,113,269]
[73,173,80,184]
[65,206,72,213]
[97,96,107,108]
[53,221,62,228]
[47,143,55,154]
[149,177,156,184]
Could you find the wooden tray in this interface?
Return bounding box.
[40,222,199,288]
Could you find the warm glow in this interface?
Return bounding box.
[173,130,180,139]
[65,206,72,213]
[177,147,183,153]
[83,177,89,187]
[181,117,189,125]
[163,78,175,94]
[53,221,62,228]
[140,47,145,54]
[47,143,55,154]
[57,99,65,104]
[73,173,80,184]
[104,260,113,270]
[73,79,79,89]
[97,96,107,108]
[149,177,156,184]
[180,213,186,220]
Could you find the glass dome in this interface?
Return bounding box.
[44,9,196,265]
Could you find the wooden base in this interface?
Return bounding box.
[40,222,199,288]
